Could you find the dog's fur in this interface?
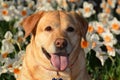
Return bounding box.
[17,11,90,80]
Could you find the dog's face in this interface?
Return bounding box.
[22,11,88,71]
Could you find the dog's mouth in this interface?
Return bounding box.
[42,47,51,59]
[41,47,69,71]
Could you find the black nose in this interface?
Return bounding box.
[55,38,67,50]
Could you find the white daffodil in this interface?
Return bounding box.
[0,50,25,77]
[105,45,116,56]
[14,18,23,28]
[13,50,25,67]
[26,0,35,9]
[0,57,10,74]
[4,31,13,40]
[79,1,95,18]
[87,21,96,34]
[100,0,107,9]
[116,5,120,15]
[0,1,15,21]
[36,0,54,11]
[85,21,104,54]
[96,50,108,66]
[98,12,112,24]
[14,5,33,19]
[93,21,107,34]
[0,1,11,8]
[100,30,117,46]
[0,67,8,75]
[17,30,24,37]
[101,0,116,9]
[1,31,14,54]
[109,17,120,35]
[0,57,20,78]
[85,33,103,53]
[101,2,111,14]
[0,8,12,21]
[7,51,25,78]
[1,40,14,54]
[56,0,69,10]
[107,0,116,9]
[90,34,103,51]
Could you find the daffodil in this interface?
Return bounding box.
[109,18,120,35]
[107,0,116,9]
[100,30,117,46]
[0,8,12,21]
[0,2,15,21]
[1,50,25,78]
[116,5,120,15]
[106,45,116,56]
[101,3,111,14]
[96,50,108,66]
[93,21,106,34]
[36,0,54,11]
[8,51,25,78]
[98,12,111,24]
[79,1,95,18]
[87,21,96,33]
[85,33,103,53]
[1,31,14,54]
[14,5,33,19]
[100,0,107,9]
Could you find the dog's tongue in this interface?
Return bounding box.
[50,54,68,71]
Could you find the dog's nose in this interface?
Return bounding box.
[55,38,67,50]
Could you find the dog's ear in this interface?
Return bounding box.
[70,12,88,40]
[22,11,44,38]
[77,14,88,40]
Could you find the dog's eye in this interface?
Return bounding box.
[45,26,52,31]
[66,27,74,32]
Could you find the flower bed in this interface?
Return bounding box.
[0,0,120,80]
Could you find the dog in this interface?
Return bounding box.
[17,11,91,80]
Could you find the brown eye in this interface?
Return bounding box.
[66,27,74,32]
[45,26,52,31]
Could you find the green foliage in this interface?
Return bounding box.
[0,73,15,80]
[0,20,16,42]
[87,50,120,80]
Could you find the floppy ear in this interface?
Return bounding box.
[22,11,44,38]
[78,14,88,40]
[70,12,88,40]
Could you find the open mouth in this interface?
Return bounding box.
[41,47,69,71]
[41,47,51,59]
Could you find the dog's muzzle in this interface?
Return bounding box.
[41,47,69,71]
[41,38,69,71]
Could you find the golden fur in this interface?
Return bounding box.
[17,11,91,80]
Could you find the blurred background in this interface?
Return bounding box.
[0,0,120,80]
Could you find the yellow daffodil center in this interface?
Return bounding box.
[112,23,119,30]
[2,10,8,16]
[81,39,89,48]
[97,26,104,34]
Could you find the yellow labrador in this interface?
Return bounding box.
[17,11,91,80]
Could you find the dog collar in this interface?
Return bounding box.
[52,71,63,80]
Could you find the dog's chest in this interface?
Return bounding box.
[33,66,71,80]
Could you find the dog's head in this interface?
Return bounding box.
[22,11,88,71]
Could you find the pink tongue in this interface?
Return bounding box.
[50,54,68,71]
